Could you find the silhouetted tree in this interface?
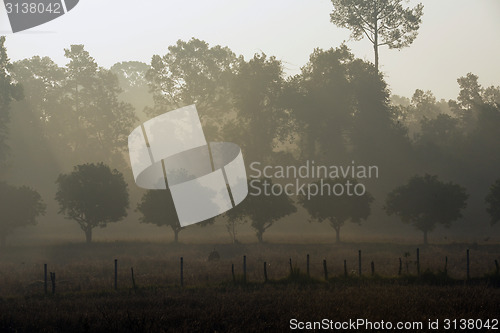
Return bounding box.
[55,163,129,243]
[330,0,423,71]
[486,179,500,225]
[136,190,182,243]
[137,188,215,243]
[299,178,373,243]
[234,178,296,243]
[385,174,468,244]
[0,182,46,247]
[0,36,23,167]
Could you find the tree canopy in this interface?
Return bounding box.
[385,174,468,244]
[55,163,129,243]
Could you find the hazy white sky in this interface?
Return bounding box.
[1,0,499,100]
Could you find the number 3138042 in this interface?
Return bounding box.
[5,2,62,14]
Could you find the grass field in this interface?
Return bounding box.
[0,242,499,331]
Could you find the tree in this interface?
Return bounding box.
[136,189,215,243]
[136,190,182,243]
[385,174,468,244]
[0,36,23,167]
[486,179,500,225]
[55,163,129,243]
[330,0,423,71]
[0,182,46,247]
[230,178,296,243]
[299,178,373,243]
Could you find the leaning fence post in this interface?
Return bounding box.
[44,264,47,295]
[323,259,328,280]
[180,257,184,287]
[416,248,420,276]
[243,255,247,283]
[307,254,310,277]
[114,259,118,290]
[263,262,268,282]
[344,259,347,277]
[358,250,362,276]
[466,249,470,281]
[371,261,375,276]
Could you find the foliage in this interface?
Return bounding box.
[0,182,46,246]
[330,0,424,70]
[55,163,129,243]
[299,178,373,243]
[385,174,468,244]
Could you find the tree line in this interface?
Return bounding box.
[0,1,499,246]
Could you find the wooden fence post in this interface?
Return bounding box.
[131,267,137,292]
[263,262,268,282]
[344,259,347,277]
[50,272,55,294]
[495,259,499,275]
[243,255,247,283]
[416,248,420,276]
[358,250,362,276]
[466,249,470,281]
[44,264,47,295]
[307,254,310,277]
[371,261,375,276]
[231,263,235,283]
[180,257,184,287]
[398,258,402,276]
[323,259,328,280]
[114,259,118,290]
[445,256,448,276]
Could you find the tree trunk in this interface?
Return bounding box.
[423,230,428,245]
[334,227,341,243]
[257,231,263,243]
[85,228,92,244]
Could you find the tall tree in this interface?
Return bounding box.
[0,36,23,167]
[330,0,423,71]
[55,163,129,243]
[385,174,468,244]
[299,178,373,243]
[0,182,46,247]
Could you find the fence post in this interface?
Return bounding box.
[243,255,247,283]
[131,267,137,292]
[44,264,47,295]
[231,263,235,283]
[445,256,448,276]
[114,259,118,290]
[344,259,347,277]
[307,254,310,277]
[323,259,328,280]
[416,248,420,276]
[495,259,499,275]
[263,262,268,282]
[50,272,55,294]
[466,249,470,281]
[289,258,293,274]
[180,257,184,287]
[371,261,375,276]
[398,258,402,276]
[358,250,362,276]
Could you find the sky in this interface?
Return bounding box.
[1,0,499,100]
